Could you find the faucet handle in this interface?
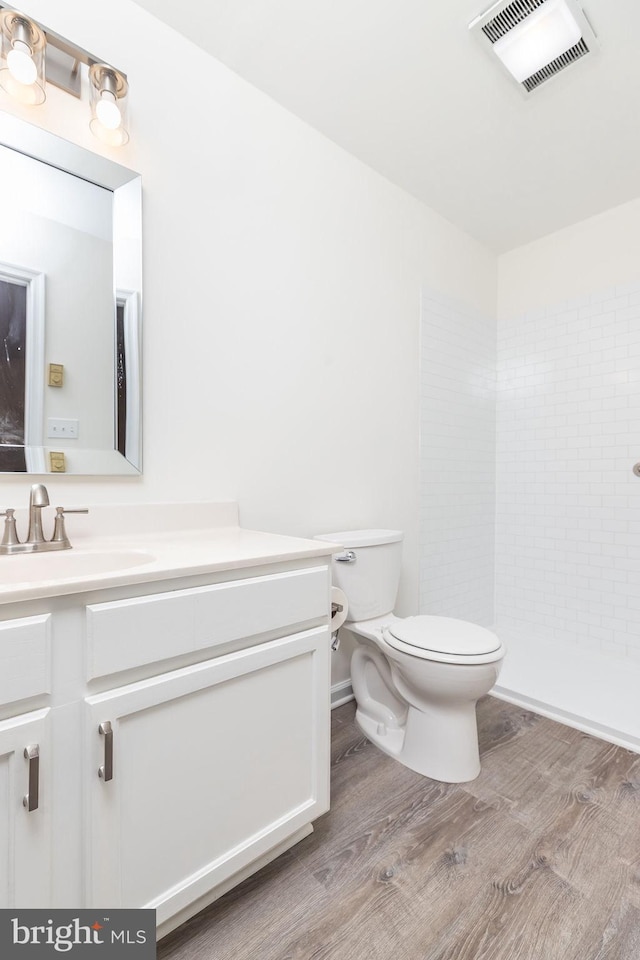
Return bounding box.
[51,507,89,546]
[0,509,20,546]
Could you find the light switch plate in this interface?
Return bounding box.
[47,418,79,439]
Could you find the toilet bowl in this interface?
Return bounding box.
[315,529,505,783]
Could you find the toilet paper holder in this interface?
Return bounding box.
[330,586,349,652]
[331,600,343,651]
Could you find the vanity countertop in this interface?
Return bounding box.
[0,502,343,604]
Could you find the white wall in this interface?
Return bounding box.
[0,0,496,692]
[420,290,496,626]
[498,197,640,320]
[495,202,640,750]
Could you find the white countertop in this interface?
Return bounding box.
[0,502,342,605]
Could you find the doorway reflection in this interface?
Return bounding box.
[0,276,27,471]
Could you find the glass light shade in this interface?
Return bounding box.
[493,0,582,83]
[0,12,46,105]
[89,63,129,147]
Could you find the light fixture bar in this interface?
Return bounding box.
[0,5,130,145]
[0,4,126,98]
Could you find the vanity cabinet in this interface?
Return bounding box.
[0,557,332,934]
[0,708,51,908]
[0,614,53,908]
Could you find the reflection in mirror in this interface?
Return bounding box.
[0,270,28,469]
[0,114,142,475]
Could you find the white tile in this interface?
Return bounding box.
[495,281,640,665]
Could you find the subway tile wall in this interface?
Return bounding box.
[496,282,640,663]
[420,290,496,626]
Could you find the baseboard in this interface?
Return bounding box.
[331,680,354,709]
[492,685,640,755]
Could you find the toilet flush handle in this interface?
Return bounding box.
[335,550,356,563]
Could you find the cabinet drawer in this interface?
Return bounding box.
[0,615,51,706]
[86,565,329,679]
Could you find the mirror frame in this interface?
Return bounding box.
[0,112,142,475]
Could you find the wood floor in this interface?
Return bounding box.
[158,697,640,960]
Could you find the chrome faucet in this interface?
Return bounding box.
[0,484,88,555]
[26,483,49,545]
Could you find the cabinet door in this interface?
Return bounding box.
[0,708,51,908]
[85,627,330,923]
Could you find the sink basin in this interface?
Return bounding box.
[0,549,156,585]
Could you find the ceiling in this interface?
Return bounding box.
[132,0,640,252]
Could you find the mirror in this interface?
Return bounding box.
[0,113,142,475]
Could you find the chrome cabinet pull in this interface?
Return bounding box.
[98,721,113,781]
[335,550,356,563]
[23,744,40,812]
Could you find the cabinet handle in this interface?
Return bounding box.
[23,744,40,812]
[98,721,113,782]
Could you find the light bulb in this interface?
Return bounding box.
[96,90,122,130]
[7,39,37,85]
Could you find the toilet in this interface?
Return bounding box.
[316,529,505,783]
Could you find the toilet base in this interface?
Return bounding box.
[355,709,405,761]
[356,701,481,783]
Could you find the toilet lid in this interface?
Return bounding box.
[385,616,501,659]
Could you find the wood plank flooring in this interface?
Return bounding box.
[158,697,640,960]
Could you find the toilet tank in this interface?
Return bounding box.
[315,529,403,622]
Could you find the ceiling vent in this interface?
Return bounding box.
[470,0,598,93]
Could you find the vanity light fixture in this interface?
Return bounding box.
[0,5,130,145]
[0,9,46,104]
[470,0,598,94]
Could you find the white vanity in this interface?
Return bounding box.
[0,501,336,937]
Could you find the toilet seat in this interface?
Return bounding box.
[382,615,504,665]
